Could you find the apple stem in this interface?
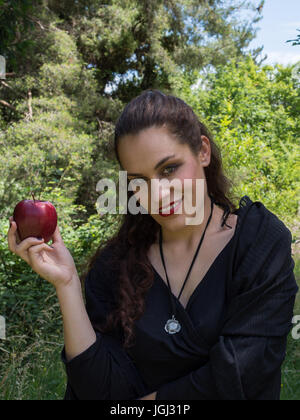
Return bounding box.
[31,191,36,202]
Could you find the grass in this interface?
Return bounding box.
[0,340,66,400]
[0,321,66,400]
[0,284,67,400]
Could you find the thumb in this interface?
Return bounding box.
[51,224,64,244]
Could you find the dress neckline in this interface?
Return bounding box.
[151,223,237,313]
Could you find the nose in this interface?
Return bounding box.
[148,179,167,212]
[151,179,181,211]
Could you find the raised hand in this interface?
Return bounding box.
[8,216,79,289]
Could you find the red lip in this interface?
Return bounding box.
[159,200,176,211]
[158,198,182,217]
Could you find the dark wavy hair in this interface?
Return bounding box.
[81,89,238,348]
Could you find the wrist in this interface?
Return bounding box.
[55,272,81,295]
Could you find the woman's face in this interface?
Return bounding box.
[117,125,211,232]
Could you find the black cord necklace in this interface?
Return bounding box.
[159,196,215,334]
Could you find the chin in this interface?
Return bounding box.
[152,212,189,231]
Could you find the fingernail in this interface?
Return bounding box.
[37,237,43,241]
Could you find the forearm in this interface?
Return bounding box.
[56,274,96,362]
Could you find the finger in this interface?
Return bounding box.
[8,217,21,241]
[27,243,55,269]
[15,236,45,255]
[51,224,63,244]
[7,218,21,252]
[28,242,55,257]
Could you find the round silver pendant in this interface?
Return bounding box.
[164,315,181,334]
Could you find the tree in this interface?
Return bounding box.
[173,55,300,223]
[0,0,37,69]
[46,0,264,101]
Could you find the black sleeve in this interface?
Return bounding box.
[61,247,148,400]
[156,228,298,400]
[155,335,287,400]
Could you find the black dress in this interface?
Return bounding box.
[61,195,299,400]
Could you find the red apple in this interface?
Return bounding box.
[13,192,57,243]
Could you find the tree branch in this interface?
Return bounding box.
[0,99,17,112]
[0,80,27,99]
[25,90,33,121]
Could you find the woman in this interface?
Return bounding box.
[8,90,298,400]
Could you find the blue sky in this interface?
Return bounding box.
[248,0,300,65]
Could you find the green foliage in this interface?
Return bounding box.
[46,0,263,100]
[174,55,300,227]
[0,0,36,67]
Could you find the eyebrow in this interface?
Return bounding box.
[127,154,176,177]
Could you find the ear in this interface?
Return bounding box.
[198,135,211,167]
